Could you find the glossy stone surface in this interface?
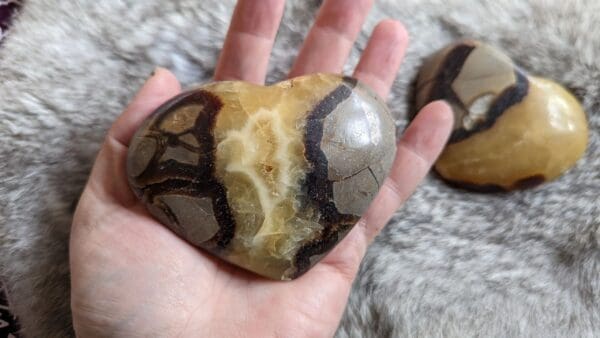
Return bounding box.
[416,40,589,191]
[127,74,396,280]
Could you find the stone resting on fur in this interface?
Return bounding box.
[0,0,598,337]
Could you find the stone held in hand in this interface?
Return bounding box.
[415,40,589,191]
[126,73,397,280]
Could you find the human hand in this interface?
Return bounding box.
[70,0,453,337]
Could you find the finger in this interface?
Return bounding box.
[90,68,182,206]
[319,101,454,279]
[362,101,454,241]
[288,0,374,77]
[109,67,182,147]
[353,19,408,98]
[214,0,285,84]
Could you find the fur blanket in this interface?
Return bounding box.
[0,0,598,336]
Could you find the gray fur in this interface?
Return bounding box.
[0,0,597,337]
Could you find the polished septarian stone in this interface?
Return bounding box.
[126,74,396,280]
[415,40,589,191]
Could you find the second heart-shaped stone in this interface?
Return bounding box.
[126,74,397,280]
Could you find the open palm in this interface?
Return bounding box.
[70,0,452,337]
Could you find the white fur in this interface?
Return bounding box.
[0,0,597,336]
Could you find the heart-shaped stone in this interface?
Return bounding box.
[126,74,396,280]
[415,40,588,191]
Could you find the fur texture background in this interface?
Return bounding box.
[0,0,598,336]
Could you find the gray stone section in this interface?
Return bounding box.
[451,43,516,106]
[158,104,202,134]
[332,168,379,216]
[179,133,200,147]
[158,195,219,246]
[147,202,181,236]
[320,85,396,214]
[159,145,199,166]
[127,136,157,178]
[417,41,521,132]
[321,88,396,180]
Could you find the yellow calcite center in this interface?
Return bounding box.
[206,75,340,277]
